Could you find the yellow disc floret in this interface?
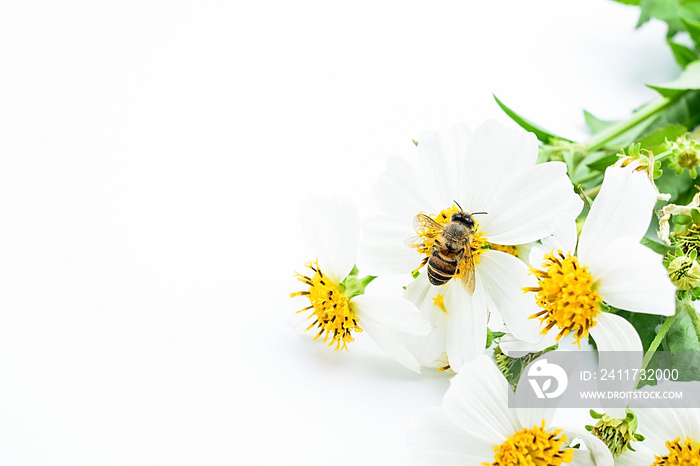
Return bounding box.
[652,437,700,465]
[524,250,602,346]
[291,260,361,351]
[484,421,574,466]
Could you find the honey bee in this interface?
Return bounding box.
[411,202,486,295]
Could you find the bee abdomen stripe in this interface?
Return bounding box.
[427,255,457,285]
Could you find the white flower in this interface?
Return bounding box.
[406,355,614,465]
[360,120,583,371]
[291,198,431,373]
[504,166,677,362]
[630,381,700,465]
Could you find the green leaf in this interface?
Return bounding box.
[668,39,698,69]
[648,61,700,97]
[667,308,700,351]
[583,110,617,134]
[681,14,700,50]
[614,310,664,352]
[585,154,619,172]
[610,0,640,5]
[647,89,700,132]
[638,123,686,152]
[655,164,695,204]
[637,0,684,32]
[493,94,571,144]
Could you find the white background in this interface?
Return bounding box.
[0,1,680,464]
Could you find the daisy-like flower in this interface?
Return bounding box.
[627,382,700,466]
[406,355,614,465]
[360,120,583,371]
[290,198,431,373]
[507,165,677,359]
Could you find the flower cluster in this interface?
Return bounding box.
[288,2,700,461]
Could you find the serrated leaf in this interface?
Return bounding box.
[668,39,698,69]
[493,94,571,144]
[648,61,700,97]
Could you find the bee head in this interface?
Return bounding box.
[451,212,475,229]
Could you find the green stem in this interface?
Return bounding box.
[637,313,677,388]
[586,96,678,152]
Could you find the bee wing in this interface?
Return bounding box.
[406,214,443,248]
[414,213,442,231]
[460,245,476,295]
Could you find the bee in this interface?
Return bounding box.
[411,202,486,295]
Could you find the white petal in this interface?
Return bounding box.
[359,215,419,276]
[498,332,558,356]
[589,312,642,354]
[359,318,423,373]
[406,407,495,465]
[578,166,657,264]
[550,214,579,254]
[614,446,656,466]
[483,162,583,245]
[514,404,556,436]
[442,355,520,445]
[351,294,430,336]
[415,124,471,207]
[459,120,539,213]
[371,154,444,220]
[560,427,614,466]
[477,250,543,343]
[445,280,487,371]
[569,450,595,466]
[588,312,642,403]
[402,273,449,366]
[300,197,359,283]
[636,405,700,454]
[587,237,676,316]
[351,293,430,373]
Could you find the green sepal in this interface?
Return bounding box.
[589,409,603,420]
[340,268,377,300]
[675,214,692,225]
[486,328,505,349]
[641,236,673,256]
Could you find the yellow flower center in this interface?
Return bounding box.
[412,205,517,278]
[652,437,700,465]
[524,250,602,346]
[290,261,361,351]
[484,421,574,466]
[490,243,519,257]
